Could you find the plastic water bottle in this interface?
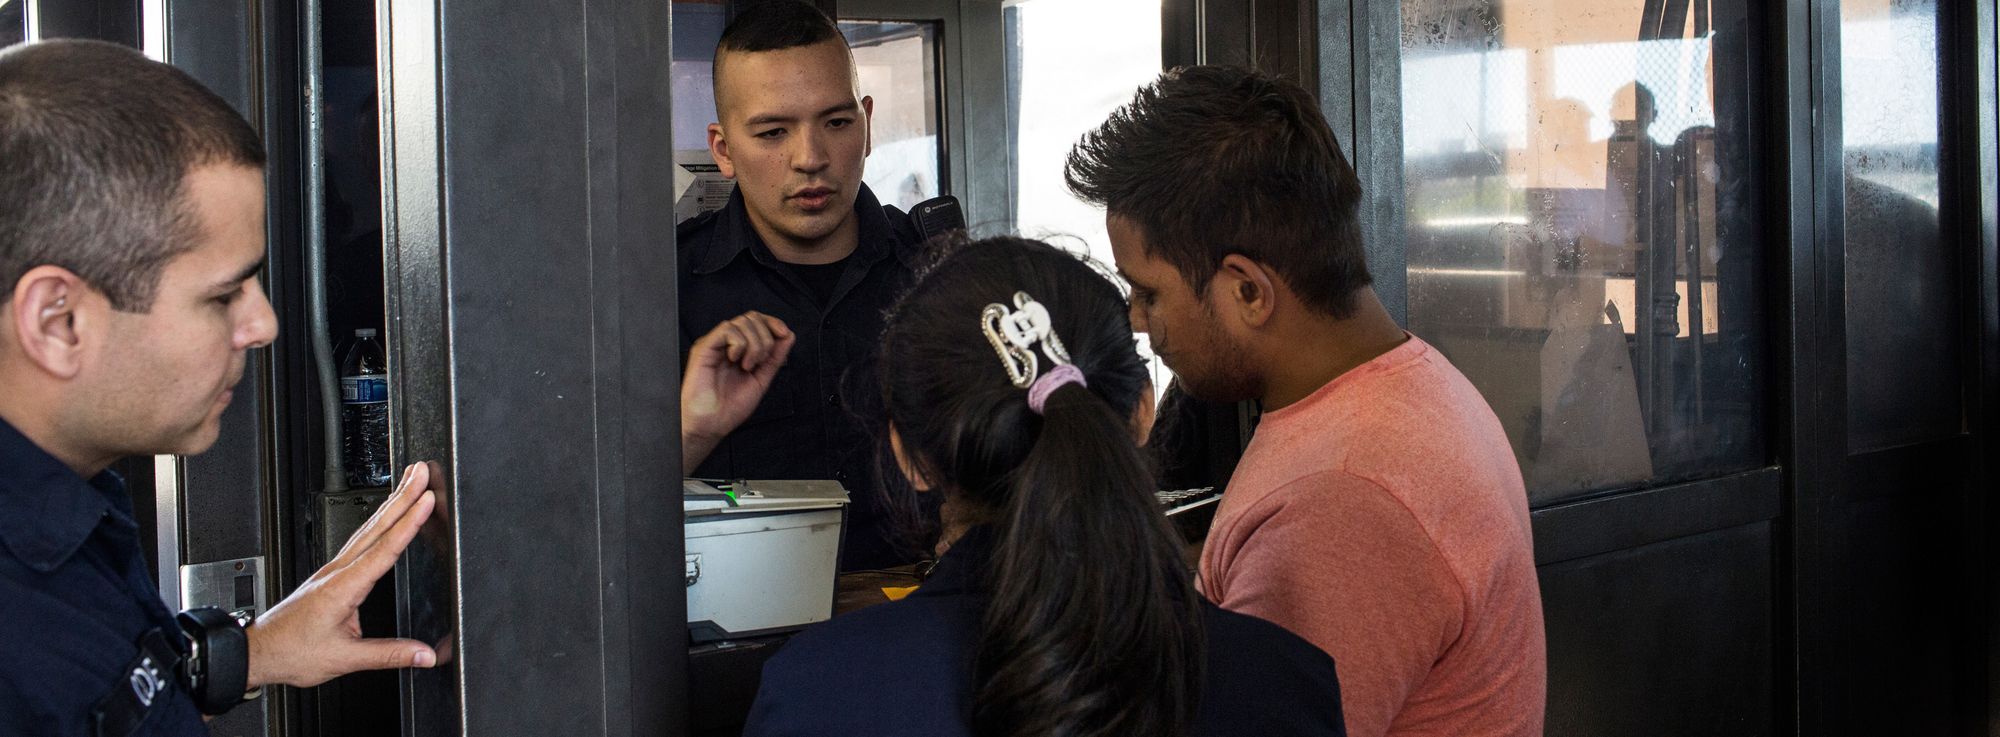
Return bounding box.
[340,329,392,488]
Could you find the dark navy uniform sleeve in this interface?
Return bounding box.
[0,549,208,737]
[0,420,208,736]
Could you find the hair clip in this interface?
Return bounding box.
[980,291,1072,388]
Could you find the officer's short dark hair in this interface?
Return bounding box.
[0,39,265,313]
[717,1,844,58]
[1066,66,1371,319]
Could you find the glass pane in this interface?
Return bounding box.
[841,20,943,212]
[669,0,726,154]
[1841,0,1959,451]
[1,0,23,47]
[669,1,734,221]
[1006,0,1167,396]
[1400,0,1767,504]
[322,2,391,488]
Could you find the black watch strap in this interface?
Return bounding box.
[176,607,249,715]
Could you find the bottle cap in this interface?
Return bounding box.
[356,328,378,338]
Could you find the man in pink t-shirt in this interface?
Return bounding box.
[1067,66,1546,737]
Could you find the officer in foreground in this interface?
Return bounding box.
[0,39,437,733]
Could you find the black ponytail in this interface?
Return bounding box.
[879,236,1205,737]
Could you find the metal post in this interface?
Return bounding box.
[379,0,683,733]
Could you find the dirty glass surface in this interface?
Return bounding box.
[1399,0,1767,504]
[842,20,945,212]
[1,0,22,47]
[1841,0,1959,452]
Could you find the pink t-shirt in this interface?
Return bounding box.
[1199,334,1546,737]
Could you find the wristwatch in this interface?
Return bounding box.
[176,607,252,715]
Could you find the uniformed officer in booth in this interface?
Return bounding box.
[677,1,937,570]
[0,40,438,733]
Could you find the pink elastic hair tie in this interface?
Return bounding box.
[1027,364,1088,415]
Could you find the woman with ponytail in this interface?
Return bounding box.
[743,236,1344,737]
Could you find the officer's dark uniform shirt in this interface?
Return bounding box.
[0,418,206,735]
[679,184,927,571]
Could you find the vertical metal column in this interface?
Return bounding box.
[1633,2,1680,435]
[1678,133,1707,420]
[376,0,455,725]
[1976,0,2000,728]
[378,0,683,734]
[1316,0,1406,325]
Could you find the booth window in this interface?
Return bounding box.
[1398,0,1769,504]
[1005,0,1167,396]
[1,0,23,46]
[1841,0,1958,452]
[841,19,945,212]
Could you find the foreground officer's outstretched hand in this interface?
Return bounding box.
[244,463,440,689]
[682,311,796,471]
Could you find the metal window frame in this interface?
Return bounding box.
[1321,0,1998,731]
[835,0,1010,231]
[1975,1,2000,728]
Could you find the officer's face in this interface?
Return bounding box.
[1107,214,1260,404]
[78,164,277,456]
[709,39,874,252]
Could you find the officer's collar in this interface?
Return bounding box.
[0,416,128,573]
[690,183,897,275]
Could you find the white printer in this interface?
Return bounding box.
[683,479,850,642]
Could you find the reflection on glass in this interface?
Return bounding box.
[1400,0,1766,503]
[842,20,944,212]
[322,2,388,343]
[1006,0,1167,396]
[1841,0,1958,451]
[669,1,727,154]
[1,0,23,48]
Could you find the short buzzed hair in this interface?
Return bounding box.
[0,39,265,312]
[718,0,843,56]
[711,1,850,104]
